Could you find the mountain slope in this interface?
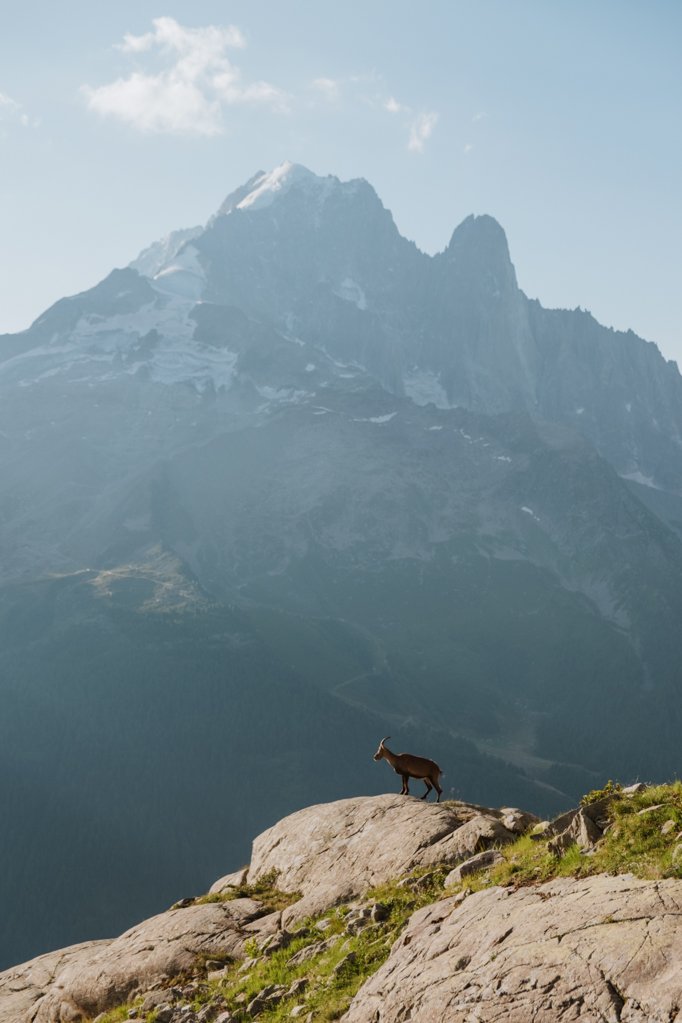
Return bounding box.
[1,161,682,969]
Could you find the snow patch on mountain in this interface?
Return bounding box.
[0,293,242,393]
[69,298,195,352]
[353,412,397,424]
[255,384,312,405]
[152,246,205,301]
[621,470,661,490]
[233,162,334,212]
[333,278,367,310]
[404,369,450,409]
[146,343,237,391]
[130,226,203,279]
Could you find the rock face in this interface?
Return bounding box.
[3,793,682,1023]
[0,796,533,1022]
[342,874,682,1023]
[0,899,271,1023]
[248,795,529,923]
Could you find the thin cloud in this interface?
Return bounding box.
[408,111,439,153]
[0,91,30,127]
[463,143,474,155]
[384,96,405,114]
[82,16,288,136]
[472,111,488,122]
[311,77,341,102]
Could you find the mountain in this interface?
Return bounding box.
[1,161,682,969]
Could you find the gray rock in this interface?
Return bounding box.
[444,849,505,885]
[622,783,648,795]
[0,899,265,1023]
[259,929,293,955]
[345,908,373,934]
[0,942,111,1023]
[286,978,308,998]
[499,808,540,834]
[207,969,227,982]
[249,795,517,925]
[142,990,174,1012]
[342,874,682,1022]
[548,806,603,855]
[661,819,677,835]
[208,868,249,895]
[287,937,337,966]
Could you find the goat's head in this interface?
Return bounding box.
[373,736,391,761]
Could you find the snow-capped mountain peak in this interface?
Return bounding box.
[217,161,341,216]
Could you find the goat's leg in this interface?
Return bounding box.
[401,775,410,795]
[421,778,433,800]
[433,777,443,802]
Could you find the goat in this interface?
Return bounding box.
[373,736,443,801]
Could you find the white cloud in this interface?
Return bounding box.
[311,77,341,102]
[83,16,287,136]
[384,96,405,114]
[463,143,474,155]
[472,111,488,122]
[408,111,438,153]
[0,91,30,127]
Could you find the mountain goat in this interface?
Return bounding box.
[373,736,443,801]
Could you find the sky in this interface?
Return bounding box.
[1,0,681,363]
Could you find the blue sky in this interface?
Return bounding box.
[2,1,681,362]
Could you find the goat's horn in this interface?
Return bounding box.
[380,736,391,745]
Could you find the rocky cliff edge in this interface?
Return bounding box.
[2,786,682,1023]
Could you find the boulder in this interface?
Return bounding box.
[0,942,110,1023]
[1,900,269,1023]
[548,807,602,855]
[208,868,249,895]
[546,796,612,855]
[342,874,682,1022]
[499,808,540,834]
[248,795,518,924]
[444,849,505,885]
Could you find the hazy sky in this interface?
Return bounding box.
[2,1,681,363]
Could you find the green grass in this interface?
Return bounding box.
[93,1002,142,1023]
[188,867,449,1023]
[457,781,682,894]
[192,868,302,914]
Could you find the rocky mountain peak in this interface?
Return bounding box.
[443,212,517,290]
[215,161,352,218]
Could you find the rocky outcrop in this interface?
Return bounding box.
[0,942,109,1023]
[342,874,682,1023]
[5,792,682,1023]
[248,795,534,924]
[0,796,533,1022]
[0,899,273,1023]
